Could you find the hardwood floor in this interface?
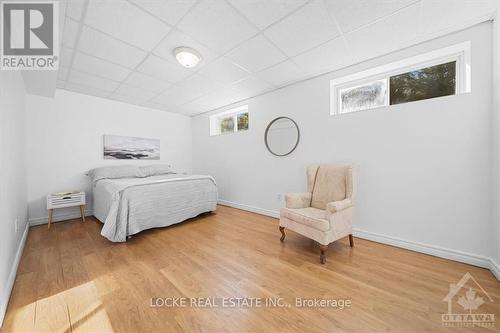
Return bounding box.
[2,205,499,332]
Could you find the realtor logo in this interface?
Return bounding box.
[1,1,58,70]
[442,272,495,328]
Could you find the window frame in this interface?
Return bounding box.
[330,41,471,115]
[209,105,249,136]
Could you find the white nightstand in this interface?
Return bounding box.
[47,191,86,229]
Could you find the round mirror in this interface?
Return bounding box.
[264,117,300,156]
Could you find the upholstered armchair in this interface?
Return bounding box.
[279,164,358,264]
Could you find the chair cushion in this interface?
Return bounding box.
[311,165,347,210]
[280,207,330,231]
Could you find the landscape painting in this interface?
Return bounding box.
[104,135,160,160]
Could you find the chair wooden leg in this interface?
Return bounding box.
[349,234,354,247]
[279,226,286,242]
[319,244,328,264]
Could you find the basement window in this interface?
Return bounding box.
[330,41,471,115]
[210,105,249,136]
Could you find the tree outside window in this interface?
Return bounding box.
[220,117,234,133]
[237,113,249,131]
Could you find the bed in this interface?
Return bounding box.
[89,165,217,242]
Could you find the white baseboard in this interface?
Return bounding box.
[490,258,500,281]
[218,199,500,281]
[29,209,93,226]
[0,221,29,328]
[218,200,279,218]
[352,229,492,269]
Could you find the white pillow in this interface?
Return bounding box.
[87,165,144,182]
[139,164,174,177]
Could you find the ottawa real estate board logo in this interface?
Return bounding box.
[442,272,495,328]
[1,1,59,70]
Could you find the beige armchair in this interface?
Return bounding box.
[279,164,358,264]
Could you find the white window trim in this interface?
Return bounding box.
[330,41,471,115]
[209,105,249,136]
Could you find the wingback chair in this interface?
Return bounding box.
[279,164,358,264]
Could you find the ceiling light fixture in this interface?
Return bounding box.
[174,47,201,68]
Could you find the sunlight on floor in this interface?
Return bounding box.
[6,279,114,332]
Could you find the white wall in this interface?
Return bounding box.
[0,71,28,326]
[192,23,495,264]
[492,8,500,271]
[26,90,192,223]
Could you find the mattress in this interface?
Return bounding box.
[93,174,217,242]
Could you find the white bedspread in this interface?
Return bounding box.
[93,174,217,242]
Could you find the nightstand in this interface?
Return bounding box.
[47,191,86,229]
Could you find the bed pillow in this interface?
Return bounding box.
[87,165,144,182]
[139,164,174,177]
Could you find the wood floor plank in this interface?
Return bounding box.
[33,294,71,333]
[2,205,499,333]
[1,272,37,333]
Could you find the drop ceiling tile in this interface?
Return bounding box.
[62,18,79,48]
[230,75,274,96]
[178,99,209,114]
[180,95,218,113]
[184,109,206,116]
[68,70,120,92]
[191,87,247,109]
[109,93,143,105]
[153,29,219,69]
[72,52,131,82]
[178,73,223,96]
[130,0,197,26]
[65,82,111,98]
[171,106,197,115]
[152,85,202,107]
[78,27,147,68]
[198,57,250,85]
[227,0,307,29]
[420,0,498,36]
[59,47,74,68]
[177,0,258,54]
[293,36,349,76]
[137,54,192,83]
[124,72,172,94]
[256,60,305,86]
[345,3,420,62]
[225,34,286,72]
[324,0,418,34]
[66,0,86,21]
[85,0,171,51]
[141,100,173,112]
[114,83,158,102]
[205,88,248,109]
[264,0,341,57]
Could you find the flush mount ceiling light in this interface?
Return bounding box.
[174,47,202,68]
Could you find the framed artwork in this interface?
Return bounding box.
[103,135,160,160]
